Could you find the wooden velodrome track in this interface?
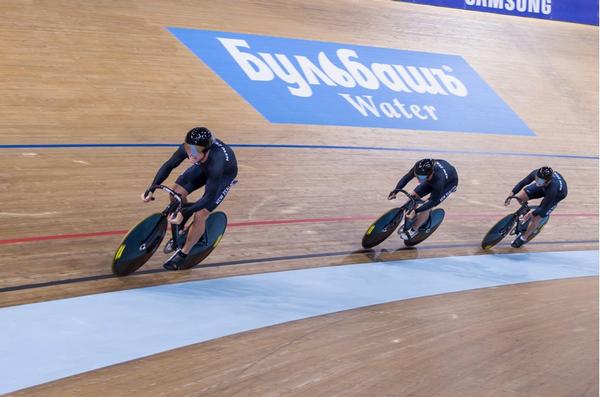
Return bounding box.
[1,0,598,395]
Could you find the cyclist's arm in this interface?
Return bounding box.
[393,167,415,192]
[148,145,187,190]
[511,170,536,195]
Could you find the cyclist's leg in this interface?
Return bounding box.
[181,178,236,253]
[509,184,544,240]
[515,190,529,202]
[411,209,431,231]
[164,165,206,253]
[172,184,189,203]
[182,208,210,254]
[521,184,544,201]
[399,183,431,236]
[176,165,207,223]
[522,214,543,240]
[174,164,206,203]
[522,199,559,240]
[410,182,456,231]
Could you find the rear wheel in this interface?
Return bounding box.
[178,211,228,270]
[404,208,445,247]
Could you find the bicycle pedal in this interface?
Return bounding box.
[163,239,175,254]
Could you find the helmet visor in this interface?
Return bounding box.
[184,142,209,157]
[416,174,428,182]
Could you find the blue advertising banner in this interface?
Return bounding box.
[168,28,534,136]
[398,0,599,26]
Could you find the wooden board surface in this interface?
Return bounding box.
[0,0,597,394]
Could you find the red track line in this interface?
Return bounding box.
[0,216,374,245]
[445,213,597,218]
[0,212,597,246]
[0,230,129,245]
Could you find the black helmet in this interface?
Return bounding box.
[536,166,553,181]
[414,159,435,177]
[185,127,214,150]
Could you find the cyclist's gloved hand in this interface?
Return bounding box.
[388,189,400,200]
[504,196,512,206]
[141,189,155,202]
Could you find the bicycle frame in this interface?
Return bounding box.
[507,195,532,235]
[396,189,423,211]
[396,190,425,231]
[150,185,186,249]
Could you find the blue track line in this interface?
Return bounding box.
[0,143,597,160]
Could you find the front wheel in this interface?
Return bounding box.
[361,208,404,249]
[112,213,167,276]
[481,214,516,250]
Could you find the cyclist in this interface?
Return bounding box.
[142,127,238,269]
[506,166,567,248]
[388,158,458,240]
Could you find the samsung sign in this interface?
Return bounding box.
[169,28,534,136]
[399,0,599,25]
[466,0,551,14]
